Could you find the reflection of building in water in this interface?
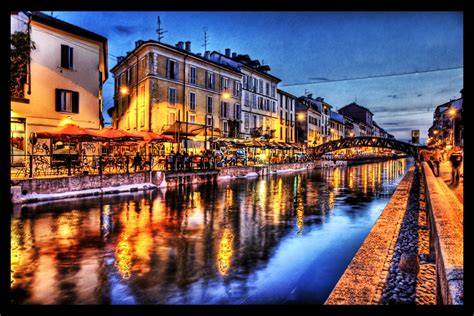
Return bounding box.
[217,229,234,276]
[115,233,132,279]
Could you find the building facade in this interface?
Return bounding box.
[338,102,374,136]
[10,11,108,163]
[211,50,281,140]
[110,41,242,153]
[295,95,323,147]
[428,89,463,148]
[276,89,296,143]
[329,110,345,141]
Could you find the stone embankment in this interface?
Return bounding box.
[325,162,463,305]
[11,162,318,204]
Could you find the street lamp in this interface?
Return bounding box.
[120,86,129,95]
[222,89,230,100]
[449,108,456,147]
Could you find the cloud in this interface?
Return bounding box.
[387,94,398,99]
[112,25,138,36]
[417,93,423,97]
[309,77,329,81]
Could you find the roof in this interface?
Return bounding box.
[277,89,298,99]
[110,41,242,76]
[329,111,345,124]
[451,98,463,110]
[338,102,374,116]
[211,51,281,83]
[29,11,108,81]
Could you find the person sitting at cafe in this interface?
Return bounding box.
[168,150,175,171]
[131,152,142,172]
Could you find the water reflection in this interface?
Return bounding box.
[11,158,412,304]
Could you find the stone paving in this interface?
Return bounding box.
[438,160,463,204]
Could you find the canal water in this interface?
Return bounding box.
[11,158,412,304]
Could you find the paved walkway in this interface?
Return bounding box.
[438,161,463,204]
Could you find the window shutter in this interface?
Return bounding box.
[55,89,62,112]
[69,47,74,68]
[61,45,68,68]
[72,92,79,113]
[174,62,179,80]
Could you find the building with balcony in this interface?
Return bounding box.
[10,11,108,164]
[211,50,281,141]
[109,41,242,153]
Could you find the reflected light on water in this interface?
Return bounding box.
[115,233,132,280]
[217,229,234,276]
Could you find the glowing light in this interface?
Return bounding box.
[120,86,129,95]
[217,229,234,276]
[449,108,456,116]
[222,91,231,100]
[297,113,305,121]
[433,130,439,135]
[115,232,132,279]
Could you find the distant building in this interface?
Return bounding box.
[329,110,345,141]
[338,102,374,136]
[428,89,463,147]
[10,11,108,164]
[277,89,296,143]
[295,94,323,147]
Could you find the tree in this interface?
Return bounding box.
[11,31,36,98]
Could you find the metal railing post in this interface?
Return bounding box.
[29,153,33,178]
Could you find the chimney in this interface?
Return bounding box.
[197,53,202,57]
[204,51,210,59]
[185,41,191,52]
[135,40,144,48]
[117,56,125,63]
[225,48,231,57]
[232,52,237,58]
[176,41,184,49]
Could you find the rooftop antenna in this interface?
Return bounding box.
[156,16,167,42]
[202,27,209,53]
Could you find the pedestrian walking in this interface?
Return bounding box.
[432,146,442,177]
[449,147,463,185]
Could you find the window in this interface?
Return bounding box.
[206,71,215,89]
[234,104,241,120]
[207,96,213,113]
[258,79,263,94]
[244,91,250,107]
[252,94,257,109]
[206,115,213,126]
[55,89,79,113]
[244,113,249,129]
[189,114,196,123]
[271,84,276,98]
[140,109,145,127]
[169,112,176,125]
[138,57,147,80]
[266,82,270,96]
[167,59,179,80]
[221,101,229,118]
[223,121,228,133]
[243,76,248,90]
[233,80,241,96]
[168,88,176,107]
[253,115,257,128]
[189,66,196,84]
[272,101,276,112]
[61,45,73,69]
[189,92,196,111]
[221,76,229,91]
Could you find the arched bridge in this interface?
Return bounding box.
[309,136,418,158]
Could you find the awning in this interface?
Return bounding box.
[138,131,175,143]
[97,127,144,142]
[36,124,108,142]
[162,121,220,137]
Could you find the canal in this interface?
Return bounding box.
[11,158,413,304]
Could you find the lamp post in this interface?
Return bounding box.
[449,108,456,147]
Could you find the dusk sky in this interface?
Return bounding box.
[51,11,463,142]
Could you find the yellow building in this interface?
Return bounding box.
[109,41,243,154]
[10,11,108,164]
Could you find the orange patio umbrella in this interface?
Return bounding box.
[36,124,108,142]
[97,127,144,142]
[138,131,174,143]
